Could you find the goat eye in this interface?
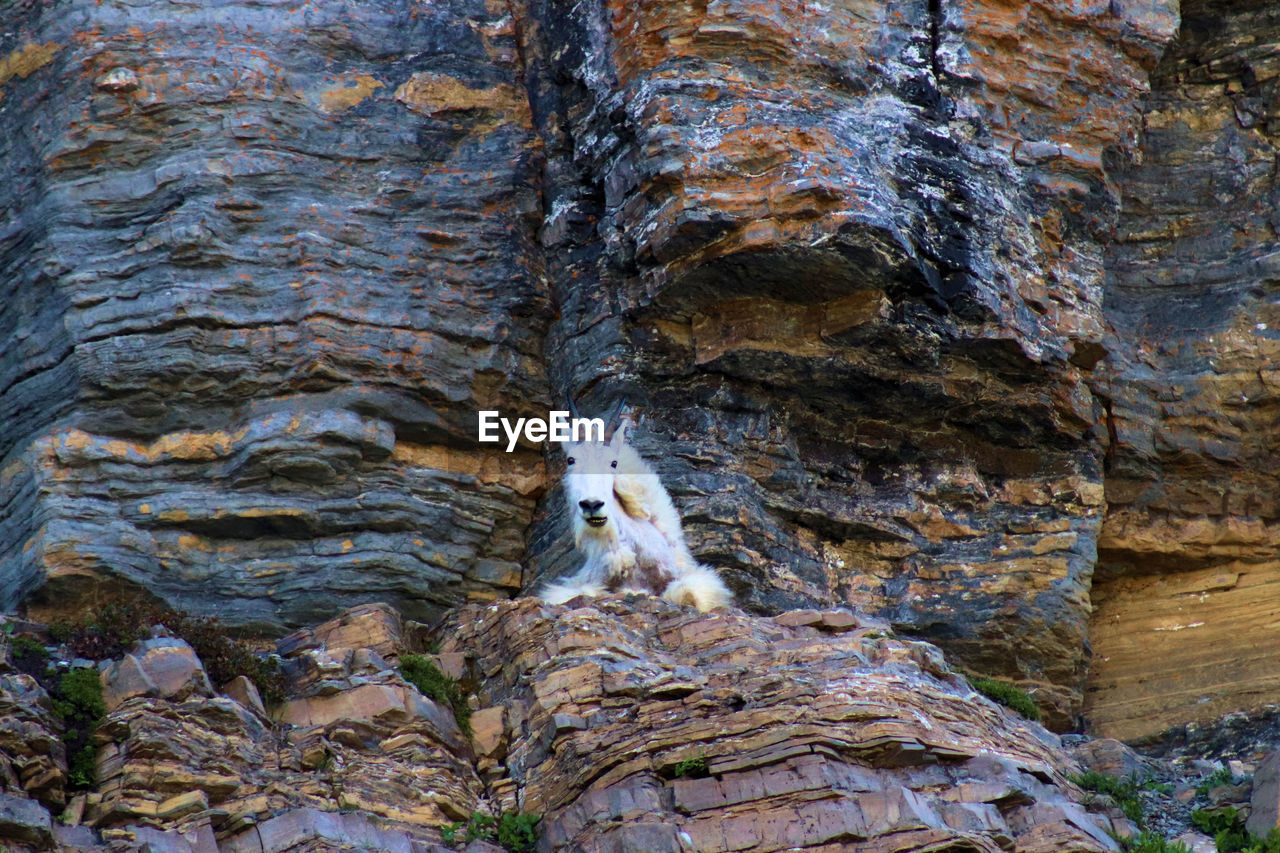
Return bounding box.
[566,457,575,465]
[610,460,617,468]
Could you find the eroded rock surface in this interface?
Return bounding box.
[0,0,550,630]
[1087,2,1280,743]
[0,0,1192,731]
[445,596,1123,852]
[518,0,1180,730]
[0,599,1141,852]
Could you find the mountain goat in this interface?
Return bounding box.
[540,403,732,612]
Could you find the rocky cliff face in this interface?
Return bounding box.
[0,602,1130,853]
[0,0,551,629]
[1087,1,1280,744]
[1,0,1275,756]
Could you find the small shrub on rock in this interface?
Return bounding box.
[1118,832,1191,853]
[672,756,710,778]
[400,654,471,736]
[49,601,284,705]
[967,676,1041,722]
[441,811,538,853]
[1071,770,1144,825]
[52,668,107,790]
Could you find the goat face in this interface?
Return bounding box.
[563,441,621,533]
[562,428,627,540]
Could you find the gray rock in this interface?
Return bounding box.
[1248,751,1280,838]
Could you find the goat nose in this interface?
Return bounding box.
[579,499,604,513]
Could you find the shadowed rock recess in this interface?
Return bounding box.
[3,0,1275,811]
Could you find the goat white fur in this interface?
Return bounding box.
[541,417,732,612]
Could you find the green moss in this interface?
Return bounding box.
[400,654,471,737]
[967,676,1041,722]
[1070,770,1144,826]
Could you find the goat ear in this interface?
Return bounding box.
[610,415,630,449]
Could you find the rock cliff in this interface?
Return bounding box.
[1088,1,1280,744]
[0,602,1129,853]
[0,0,1275,779]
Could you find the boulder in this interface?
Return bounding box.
[101,637,212,712]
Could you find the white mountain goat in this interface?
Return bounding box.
[540,404,732,612]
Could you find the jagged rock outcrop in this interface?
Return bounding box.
[0,601,1132,853]
[520,0,1179,731]
[1087,1,1280,743]
[447,597,1130,852]
[0,0,1189,733]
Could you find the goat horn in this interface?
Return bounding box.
[606,396,628,429]
[567,394,581,420]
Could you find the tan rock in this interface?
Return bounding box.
[443,598,1118,852]
[276,602,403,660]
[223,675,266,718]
[102,638,212,712]
[470,706,506,759]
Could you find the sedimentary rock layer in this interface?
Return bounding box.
[445,596,1122,852]
[1088,2,1280,743]
[521,0,1176,727]
[0,600,1129,852]
[0,0,551,628]
[0,0,1188,731]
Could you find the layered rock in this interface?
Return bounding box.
[445,596,1123,852]
[0,0,550,630]
[1087,2,1280,743]
[0,599,1136,852]
[0,605,485,853]
[0,0,1205,732]
[520,0,1177,728]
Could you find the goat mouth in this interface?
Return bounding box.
[584,516,607,528]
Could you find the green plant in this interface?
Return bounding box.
[54,669,107,720]
[1241,829,1280,853]
[967,676,1041,722]
[1197,766,1245,796]
[400,654,471,737]
[50,668,107,790]
[1117,832,1191,853]
[440,812,538,852]
[9,636,49,677]
[1071,770,1144,826]
[496,814,539,853]
[673,756,710,778]
[48,601,285,705]
[1190,807,1271,853]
